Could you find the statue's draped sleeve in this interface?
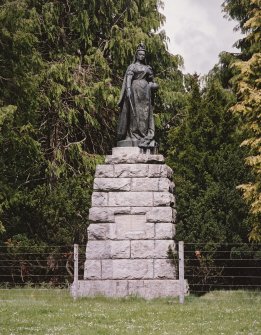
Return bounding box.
[118,64,135,107]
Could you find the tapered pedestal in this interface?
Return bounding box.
[76,147,182,299]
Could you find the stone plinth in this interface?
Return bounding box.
[76,147,183,299]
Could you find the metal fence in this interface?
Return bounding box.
[0,242,260,301]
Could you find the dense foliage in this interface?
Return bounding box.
[0,0,184,283]
[166,71,260,291]
[223,0,261,240]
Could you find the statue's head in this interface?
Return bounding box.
[134,42,146,63]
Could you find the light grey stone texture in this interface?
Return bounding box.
[88,222,176,241]
[91,192,108,207]
[155,222,175,239]
[77,279,186,299]
[88,216,155,240]
[130,240,154,259]
[130,240,174,259]
[94,178,131,191]
[89,207,115,223]
[86,241,130,259]
[80,150,181,299]
[95,165,114,178]
[154,259,176,279]
[105,153,165,165]
[88,223,109,240]
[114,215,154,239]
[102,259,154,279]
[130,177,173,192]
[148,164,173,179]
[108,192,153,207]
[146,207,175,223]
[159,178,174,192]
[86,241,110,259]
[78,279,129,297]
[112,147,142,156]
[89,207,132,222]
[154,240,175,259]
[128,280,180,299]
[131,178,159,191]
[111,241,130,259]
[86,240,130,259]
[77,280,178,299]
[84,260,101,279]
[113,207,132,215]
[153,192,175,207]
[114,164,149,178]
[130,207,151,215]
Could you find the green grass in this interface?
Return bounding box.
[0,289,260,335]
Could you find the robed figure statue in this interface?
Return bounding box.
[117,43,158,148]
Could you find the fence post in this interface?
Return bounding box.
[179,241,185,304]
[73,244,79,300]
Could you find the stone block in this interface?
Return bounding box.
[102,259,154,279]
[77,279,185,299]
[131,207,151,215]
[165,165,174,179]
[93,178,131,191]
[77,280,128,297]
[112,147,141,155]
[154,259,176,279]
[111,241,130,258]
[88,220,155,240]
[130,240,174,259]
[114,164,149,178]
[89,208,114,223]
[148,165,161,177]
[86,241,111,259]
[153,192,175,207]
[89,207,132,223]
[148,164,173,178]
[154,240,175,259]
[113,207,132,215]
[108,192,153,207]
[114,215,154,239]
[86,240,130,259]
[87,223,109,240]
[91,192,108,207]
[131,178,159,191]
[146,207,175,223]
[105,154,164,165]
[155,222,175,239]
[158,178,173,192]
[130,240,154,258]
[128,280,179,299]
[84,260,101,279]
[95,165,114,178]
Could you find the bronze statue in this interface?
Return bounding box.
[117,43,158,148]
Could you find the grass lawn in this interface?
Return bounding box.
[0,289,260,335]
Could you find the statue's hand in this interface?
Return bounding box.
[149,82,159,90]
[147,66,153,76]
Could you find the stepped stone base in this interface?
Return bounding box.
[77,279,183,299]
[75,147,184,299]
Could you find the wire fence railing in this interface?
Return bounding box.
[182,243,261,295]
[0,243,260,296]
[0,244,86,288]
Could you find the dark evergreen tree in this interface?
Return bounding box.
[166,72,258,291]
[0,0,185,284]
[223,0,261,240]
